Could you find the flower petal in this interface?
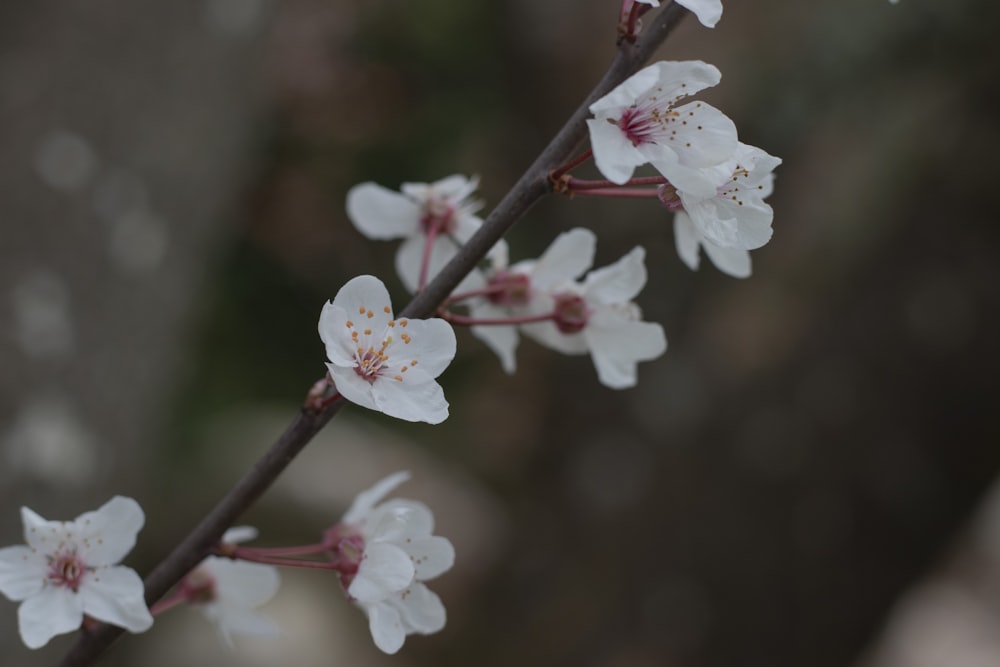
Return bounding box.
[703,241,752,278]
[342,471,411,525]
[221,525,259,545]
[531,228,597,290]
[331,275,395,332]
[371,377,450,424]
[18,586,83,649]
[469,302,519,374]
[585,314,667,389]
[349,542,415,602]
[384,315,456,380]
[0,545,47,601]
[677,0,723,27]
[365,600,406,654]
[673,212,702,271]
[586,117,646,185]
[403,536,455,582]
[20,506,67,552]
[205,603,281,644]
[346,182,421,240]
[326,362,378,412]
[583,247,648,305]
[393,582,446,635]
[395,235,484,295]
[202,557,280,607]
[79,565,153,633]
[318,302,358,367]
[366,500,435,543]
[74,496,144,565]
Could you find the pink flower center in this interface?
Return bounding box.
[181,568,218,604]
[323,523,367,590]
[553,293,590,334]
[354,345,390,382]
[617,105,659,146]
[487,271,531,306]
[47,550,88,592]
[420,197,457,236]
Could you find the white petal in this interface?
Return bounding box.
[590,61,722,117]
[393,583,446,634]
[371,377,449,424]
[206,603,280,642]
[676,0,723,27]
[221,526,258,545]
[365,600,406,654]
[383,316,456,380]
[0,546,47,601]
[703,241,752,278]
[79,565,153,633]
[73,496,144,565]
[326,363,378,412]
[520,319,590,356]
[395,235,485,295]
[202,558,280,607]
[657,100,737,170]
[673,212,702,271]
[349,542,415,602]
[583,247,648,305]
[18,587,83,649]
[366,500,435,543]
[469,302,519,374]
[403,536,455,581]
[346,182,421,240]
[318,302,357,367]
[586,117,646,185]
[331,275,395,331]
[20,506,66,552]
[342,471,411,525]
[531,228,597,289]
[585,315,667,389]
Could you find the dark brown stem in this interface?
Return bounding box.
[57,5,687,665]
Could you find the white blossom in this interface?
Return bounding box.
[330,472,455,655]
[319,275,457,424]
[0,496,153,648]
[186,527,280,646]
[587,60,737,196]
[468,228,597,374]
[345,175,506,294]
[670,142,781,278]
[521,247,668,389]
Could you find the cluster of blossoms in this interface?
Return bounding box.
[0,0,794,661]
[0,473,453,655]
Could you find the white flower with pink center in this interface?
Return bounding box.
[346,174,507,294]
[326,472,455,655]
[184,527,281,646]
[0,496,153,648]
[586,60,737,196]
[669,142,781,278]
[633,0,723,28]
[468,228,597,374]
[319,275,457,424]
[521,246,668,389]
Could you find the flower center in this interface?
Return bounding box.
[47,550,88,592]
[420,196,457,236]
[323,523,367,590]
[182,568,218,604]
[345,304,417,384]
[552,293,590,334]
[487,271,531,306]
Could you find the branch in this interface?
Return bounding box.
[57,4,687,665]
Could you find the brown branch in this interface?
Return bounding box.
[57,4,688,665]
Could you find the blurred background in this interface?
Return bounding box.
[1,0,998,665]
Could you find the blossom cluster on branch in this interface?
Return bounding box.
[0,0,853,663]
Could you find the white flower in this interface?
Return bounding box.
[635,0,723,28]
[185,527,280,646]
[670,142,781,278]
[319,275,457,424]
[330,472,455,655]
[346,175,506,294]
[521,247,668,389]
[586,60,738,196]
[0,496,153,648]
[468,228,597,374]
